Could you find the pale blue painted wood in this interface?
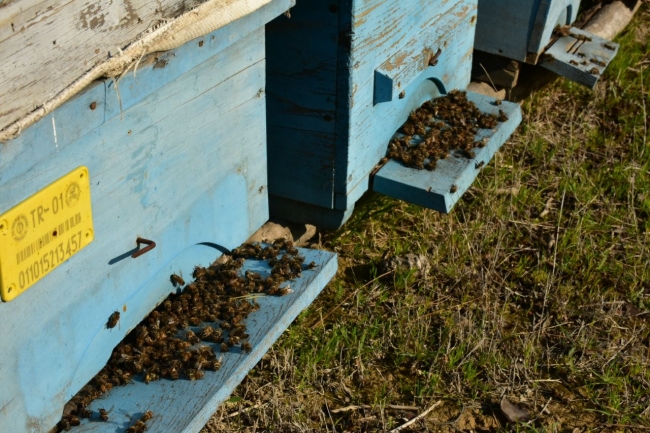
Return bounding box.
[63,246,338,433]
[373,92,522,212]
[528,0,579,55]
[0,11,289,430]
[103,0,292,121]
[267,0,495,228]
[539,27,619,89]
[474,0,578,62]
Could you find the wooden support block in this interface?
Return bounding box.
[472,51,520,89]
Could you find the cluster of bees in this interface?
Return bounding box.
[385,90,508,170]
[56,240,308,432]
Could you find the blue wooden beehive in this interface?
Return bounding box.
[474,0,619,88]
[265,0,522,229]
[0,1,338,431]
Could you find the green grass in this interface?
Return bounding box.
[205,6,650,432]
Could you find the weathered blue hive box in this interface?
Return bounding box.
[0,1,338,431]
[474,0,619,88]
[265,0,522,229]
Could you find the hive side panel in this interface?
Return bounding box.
[474,0,539,61]
[0,28,268,433]
[266,0,340,208]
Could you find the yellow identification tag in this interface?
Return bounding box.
[0,167,94,301]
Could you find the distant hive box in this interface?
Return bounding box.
[0,1,338,431]
[266,0,522,229]
[474,0,619,88]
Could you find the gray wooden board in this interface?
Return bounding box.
[0,26,273,432]
[539,26,619,88]
[0,0,188,132]
[0,0,293,133]
[372,91,522,213]
[58,246,338,433]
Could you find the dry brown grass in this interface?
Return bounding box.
[204,5,650,432]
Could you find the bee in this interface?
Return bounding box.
[241,342,252,353]
[199,326,213,340]
[186,368,204,380]
[144,371,159,384]
[99,408,110,421]
[603,43,616,50]
[221,343,230,353]
[199,345,216,359]
[170,274,185,287]
[279,287,294,296]
[569,59,578,66]
[106,311,120,329]
[496,109,508,122]
[450,184,458,193]
[126,421,147,433]
[475,161,485,169]
[193,266,207,280]
[590,58,606,67]
[186,330,200,345]
[206,359,222,370]
[589,67,600,75]
[188,316,202,327]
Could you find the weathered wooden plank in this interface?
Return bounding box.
[372,92,522,212]
[63,246,338,433]
[0,0,291,134]
[539,26,619,88]
[0,27,270,432]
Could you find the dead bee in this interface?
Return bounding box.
[106,311,120,329]
[199,326,213,340]
[475,161,485,169]
[450,184,458,193]
[577,52,586,58]
[590,58,607,67]
[186,330,200,345]
[603,42,616,50]
[126,421,147,433]
[589,67,600,75]
[569,59,578,66]
[170,273,185,287]
[186,368,204,380]
[241,342,252,353]
[144,371,159,384]
[99,408,110,421]
[206,359,222,370]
